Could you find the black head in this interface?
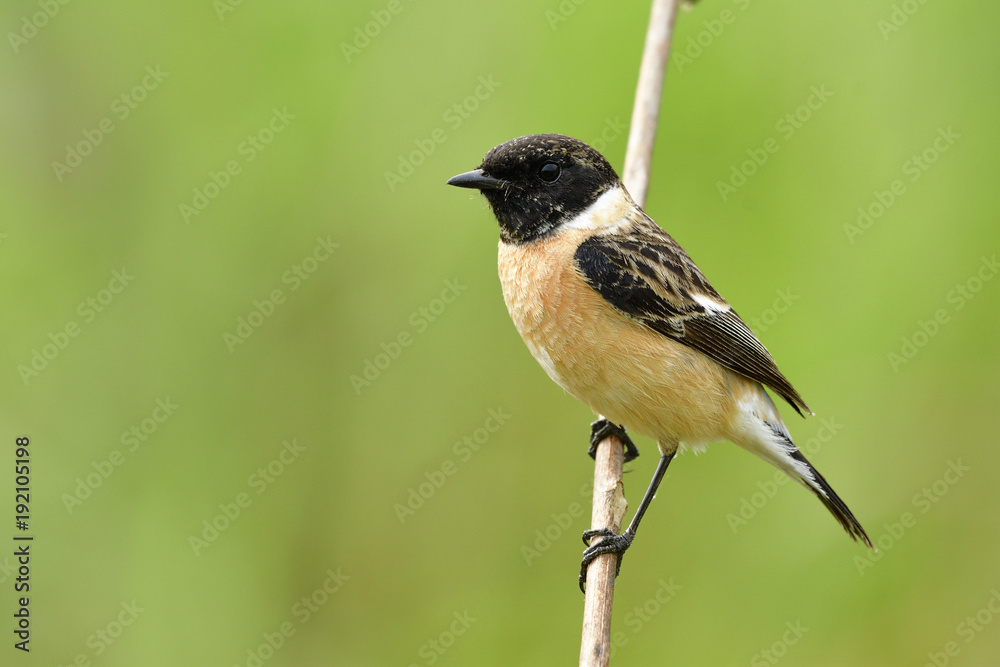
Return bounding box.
[447,134,621,244]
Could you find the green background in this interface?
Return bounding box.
[2,0,999,665]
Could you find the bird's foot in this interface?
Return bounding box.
[588,419,639,462]
[578,528,634,593]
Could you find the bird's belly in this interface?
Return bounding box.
[498,235,734,446]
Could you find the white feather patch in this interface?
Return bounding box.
[732,391,822,495]
[691,292,729,313]
[559,185,630,234]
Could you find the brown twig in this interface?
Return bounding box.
[579,1,684,665]
[579,430,628,667]
[622,0,682,209]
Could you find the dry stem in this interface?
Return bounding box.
[579,1,684,665]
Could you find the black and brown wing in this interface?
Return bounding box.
[573,214,811,416]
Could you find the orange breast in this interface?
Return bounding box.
[497,230,741,448]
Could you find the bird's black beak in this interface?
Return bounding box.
[446,169,505,191]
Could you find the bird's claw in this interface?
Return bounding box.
[578,528,634,593]
[589,419,640,462]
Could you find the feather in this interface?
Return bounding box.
[574,208,811,416]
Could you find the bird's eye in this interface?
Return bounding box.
[538,162,560,183]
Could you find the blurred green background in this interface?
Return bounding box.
[2,0,999,665]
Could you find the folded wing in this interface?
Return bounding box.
[573,213,811,416]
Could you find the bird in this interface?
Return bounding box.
[446,133,873,590]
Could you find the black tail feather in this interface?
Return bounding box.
[788,448,874,549]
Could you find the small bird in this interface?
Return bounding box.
[447,134,872,589]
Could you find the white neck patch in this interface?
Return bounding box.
[558,185,632,234]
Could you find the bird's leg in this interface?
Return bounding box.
[579,450,676,592]
[588,418,640,463]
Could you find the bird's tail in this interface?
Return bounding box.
[733,394,873,549]
[781,441,873,549]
